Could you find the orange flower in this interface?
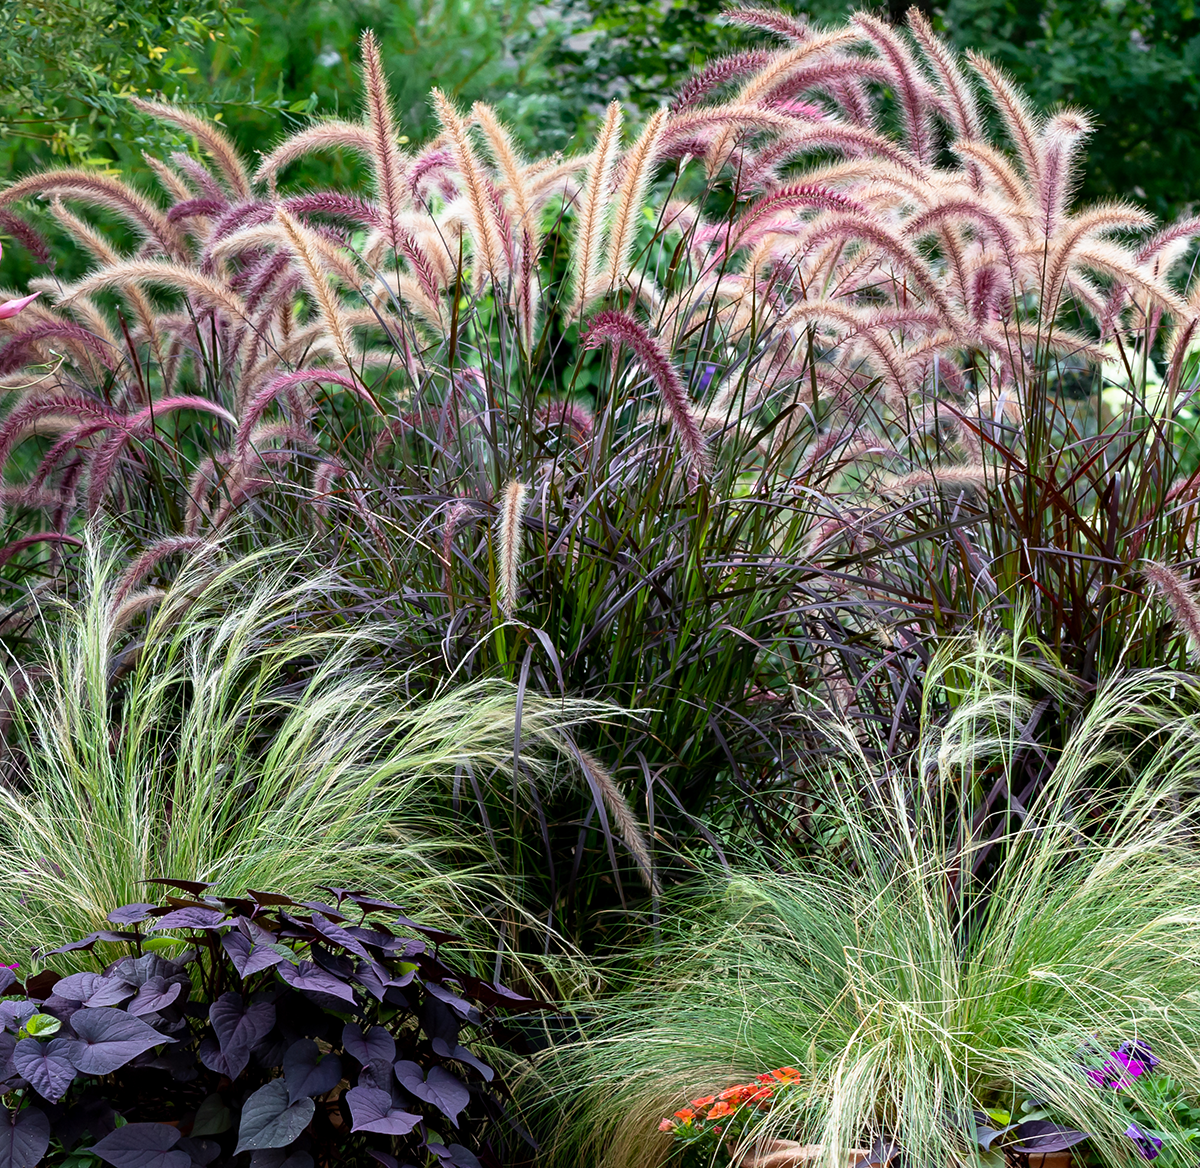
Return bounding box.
[748,1087,774,1106]
[719,1085,749,1102]
[707,1101,735,1120]
[768,1067,801,1083]
[659,1119,675,1132]
[690,1095,716,1108]
[674,1109,695,1122]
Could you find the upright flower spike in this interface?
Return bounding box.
[496,480,527,617]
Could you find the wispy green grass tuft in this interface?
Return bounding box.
[533,636,1200,1168]
[0,532,614,971]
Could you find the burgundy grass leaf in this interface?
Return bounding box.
[582,310,710,479]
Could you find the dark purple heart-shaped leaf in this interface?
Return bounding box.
[308,914,370,961]
[142,878,213,896]
[190,1094,232,1137]
[127,978,182,1017]
[91,1122,189,1168]
[351,962,388,1001]
[209,993,275,1078]
[234,1080,315,1155]
[247,890,296,907]
[85,979,136,1009]
[468,979,549,1012]
[1011,1122,1092,1154]
[64,1007,174,1076]
[0,1033,15,1080]
[177,1136,221,1166]
[394,1061,470,1125]
[299,902,346,922]
[43,932,137,958]
[345,925,403,951]
[282,1039,342,1105]
[346,893,407,915]
[21,971,60,1001]
[222,932,284,979]
[0,969,15,996]
[276,962,356,1007]
[0,1104,50,1168]
[423,981,481,1024]
[342,1023,395,1067]
[107,904,157,925]
[0,1004,35,1034]
[431,1038,493,1082]
[151,907,226,931]
[393,916,460,945]
[11,1038,74,1102]
[345,1086,421,1136]
[53,973,101,1003]
[428,1143,482,1168]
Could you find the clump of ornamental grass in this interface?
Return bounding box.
[5,9,1200,946]
[0,531,630,975]
[528,632,1200,1168]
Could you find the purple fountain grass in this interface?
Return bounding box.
[582,310,710,481]
[496,480,527,618]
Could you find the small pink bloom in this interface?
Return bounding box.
[0,292,39,320]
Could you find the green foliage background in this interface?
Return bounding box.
[4,0,1200,217]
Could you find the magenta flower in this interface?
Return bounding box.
[1125,1124,1163,1160]
[0,241,39,319]
[1085,1040,1157,1089]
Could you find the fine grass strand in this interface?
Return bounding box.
[532,638,1200,1168]
[0,534,612,971]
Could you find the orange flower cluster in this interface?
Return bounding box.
[658,1067,802,1133]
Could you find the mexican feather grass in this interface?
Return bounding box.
[534,635,1200,1168]
[0,534,614,970]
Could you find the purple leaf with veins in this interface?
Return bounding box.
[345,1086,420,1136]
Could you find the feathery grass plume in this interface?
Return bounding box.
[130,98,251,199]
[907,9,981,142]
[723,6,811,42]
[495,480,527,618]
[359,30,408,249]
[1143,562,1200,659]
[432,89,506,285]
[573,747,659,897]
[253,120,378,190]
[569,101,623,320]
[583,310,709,479]
[532,642,1200,1168]
[473,102,531,233]
[604,108,668,294]
[966,50,1044,183]
[274,205,357,371]
[852,13,934,164]
[58,259,249,323]
[0,534,615,970]
[0,170,185,258]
